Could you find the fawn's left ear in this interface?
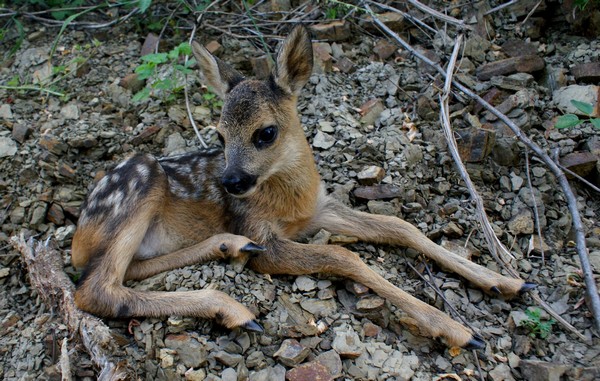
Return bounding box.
[273,26,314,96]
[192,41,245,99]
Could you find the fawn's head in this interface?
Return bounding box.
[193,26,313,197]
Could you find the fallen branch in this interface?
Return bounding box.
[11,235,132,381]
[363,3,600,337]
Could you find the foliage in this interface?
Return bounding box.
[521,308,556,339]
[555,100,600,129]
[132,42,196,103]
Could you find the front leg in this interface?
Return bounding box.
[309,196,534,298]
[247,239,484,349]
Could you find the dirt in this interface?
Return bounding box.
[1,1,600,380]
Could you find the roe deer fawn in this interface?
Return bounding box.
[72,26,535,349]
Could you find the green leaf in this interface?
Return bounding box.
[555,114,582,129]
[570,100,594,115]
[132,87,151,102]
[7,75,20,87]
[591,118,600,129]
[177,42,192,56]
[135,63,155,80]
[174,64,192,74]
[138,0,153,13]
[141,53,168,64]
[153,78,174,90]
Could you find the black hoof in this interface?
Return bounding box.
[490,286,501,295]
[242,320,264,333]
[240,242,267,255]
[464,334,485,350]
[519,282,537,295]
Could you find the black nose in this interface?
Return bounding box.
[221,170,257,195]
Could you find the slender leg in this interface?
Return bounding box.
[125,233,264,281]
[248,239,484,349]
[309,196,535,298]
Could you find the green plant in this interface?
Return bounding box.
[555,100,600,129]
[202,90,223,109]
[521,308,556,339]
[132,42,195,103]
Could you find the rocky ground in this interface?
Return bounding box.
[1,1,600,380]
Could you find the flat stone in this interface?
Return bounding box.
[519,360,569,381]
[60,103,80,120]
[553,85,599,117]
[373,39,396,60]
[345,281,370,296]
[250,365,286,381]
[165,334,207,368]
[205,40,222,55]
[440,239,478,260]
[285,361,332,381]
[361,12,406,33]
[476,55,545,81]
[295,275,317,292]
[359,98,384,126]
[490,73,535,91]
[47,203,65,225]
[508,209,534,235]
[489,363,515,381]
[312,131,336,149]
[250,55,273,79]
[299,298,337,317]
[356,295,385,312]
[0,137,18,158]
[130,125,160,145]
[214,351,242,367]
[310,21,351,41]
[331,328,363,359]
[336,57,356,74]
[456,125,496,162]
[362,322,382,337]
[273,339,310,367]
[40,134,67,156]
[184,368,206,381]
[221,368,237,381]
[357,166,385,185]
[354,184,403,200]
[0,104,13,119]
[315,350,342,378]
[572,61,600,83]
[313,43,333,73]
[12,123,32,143]
[141,32,160,56]
[560,151,598,177]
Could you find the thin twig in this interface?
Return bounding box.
[185,20,208,148]
[524,148,545,265]
[520,0,543,27]
[405,258,479,334]
[484,0,520,15]
[438,34,515,266]
[406,0,469,28]
[364,3,600,335]
[549,160,600,193]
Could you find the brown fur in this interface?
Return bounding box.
[72,26,533,348]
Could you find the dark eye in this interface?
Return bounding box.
[253,125,278,149]
[216,132,225,146]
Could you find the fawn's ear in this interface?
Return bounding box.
[192,41,244,99]
[273,26,313,96]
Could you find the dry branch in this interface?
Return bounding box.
[363,3,600,338]
[11,235,132,381]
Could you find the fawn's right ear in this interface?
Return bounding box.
[192,41,244,99]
